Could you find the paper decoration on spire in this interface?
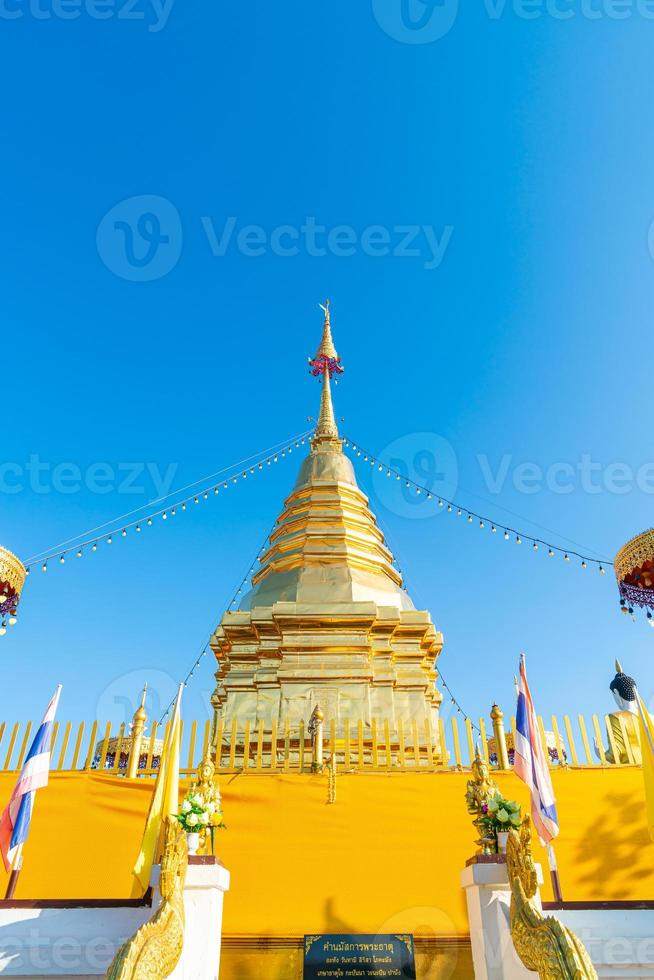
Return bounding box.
[309,300,344,379]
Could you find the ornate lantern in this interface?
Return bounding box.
[614,529,654,626]
[0,546,27,636]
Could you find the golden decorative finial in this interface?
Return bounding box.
[315,299,338,361]
[309,300,343,379]
[127,684,149,779]
[615,658,623,674]
[310,302,342,450]
[133,683,148,723]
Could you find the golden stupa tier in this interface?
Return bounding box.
[211,310,443,736]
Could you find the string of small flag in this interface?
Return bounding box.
[343,436,610,572]
[23,431,312,575]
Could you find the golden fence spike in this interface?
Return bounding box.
[98,722,112,771]
[464,718,474,767]
[71,722,85,770]
[243,720,251,772]
[563,715,579,766]
[478,718,489,765]
[228,720,237,770]
[592,714,607,766]
[83,721,99,771]
[270,719,277,771]
[112,723,126,773]
[451,717,462,768]
[3,723,19,771]
[15,722,33,771]
[50,721,60,764]
[256,719,264,770]
[145,721,158,772]
[577,714,594,765]
[57,721,72,771]
[214,720,224,771]
[187,720,197,771]
[437,717,447,769]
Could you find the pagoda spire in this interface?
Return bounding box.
[309,300,343,379]
[315,368,339,442]
[310,300,343,450]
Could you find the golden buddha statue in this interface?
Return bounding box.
[465,748,500,856]
[189,751,224,855]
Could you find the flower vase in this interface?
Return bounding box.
[186,831,200,856]
[496,831,509,854]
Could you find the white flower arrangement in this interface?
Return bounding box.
[176,791,226,839]
[176,794,211,833]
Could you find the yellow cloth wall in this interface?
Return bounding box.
[0,767,651,937]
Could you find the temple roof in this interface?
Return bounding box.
[238,305,415,613]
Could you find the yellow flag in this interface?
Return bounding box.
[132,684,184,893]
[637,694,654,844]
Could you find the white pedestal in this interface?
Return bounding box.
[171,858,230,980]
[460,858,541,980]
[0,858,230,979]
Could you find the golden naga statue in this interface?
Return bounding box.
[465,748,499,856]
[506,818,597,980]
[105,817,187,980]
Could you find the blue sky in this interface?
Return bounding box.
[2,1,654,733]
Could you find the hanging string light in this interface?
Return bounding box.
[344,436,610,574]
[24,429,312,569]
[22,429,312,576]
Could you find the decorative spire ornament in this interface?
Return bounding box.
[614,528,654,625]
[310,301,343,451]
[0,546,26,637]
[309,300,344,379]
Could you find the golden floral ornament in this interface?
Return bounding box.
[0,545,27,636]
[614,528,654,625]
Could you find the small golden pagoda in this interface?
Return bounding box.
[211,305,443,737]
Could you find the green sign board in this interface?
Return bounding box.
[303,934,416,978]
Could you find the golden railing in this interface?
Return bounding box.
[0,708,642,776]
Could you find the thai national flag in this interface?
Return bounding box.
[514,657,559,846]
[0,685,61,873]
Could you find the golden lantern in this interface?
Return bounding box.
[0,546,27,635]
[614,529,654,626]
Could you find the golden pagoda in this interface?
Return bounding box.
[210,304,443,739]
